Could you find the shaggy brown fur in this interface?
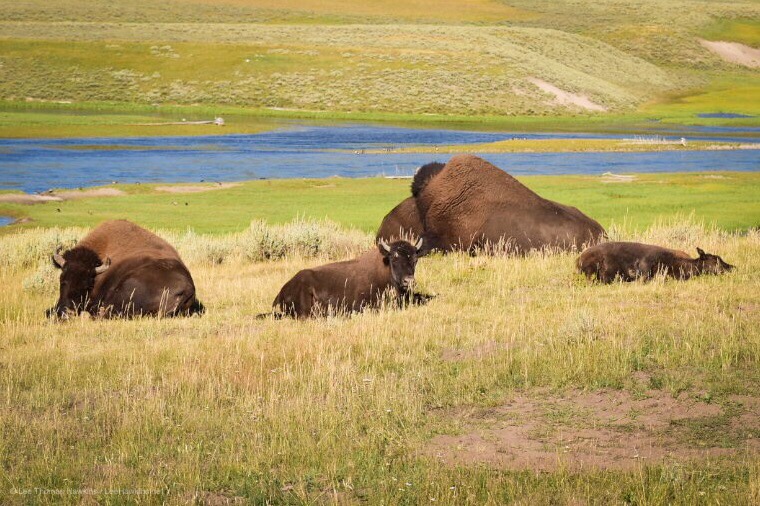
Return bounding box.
[376,162,445,242]
[413,155,606,253]
[273,239,423,318]
[577,242,734,283]
[50,220,202,318]
[376,197,424,242]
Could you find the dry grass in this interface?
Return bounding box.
[1,218,758,503]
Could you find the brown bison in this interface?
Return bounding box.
[577,242,734,283]
[376,162,444,243]
[376,197,423,242]
[273,238,424,318]
[49,220,203,318]
[412,154,605,253]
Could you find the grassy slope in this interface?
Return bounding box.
[1,219,758,504]
[1,173,759,234]
[0,0,758,130]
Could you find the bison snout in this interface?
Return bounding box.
[402,276,416,289]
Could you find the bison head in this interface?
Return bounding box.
[696,247,734,275]
[48,247,110,318]
[378,237,424,294]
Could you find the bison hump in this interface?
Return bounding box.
[411,161,445,197]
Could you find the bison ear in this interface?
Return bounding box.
[378,238,391,256]
[696,247,706,258]
[52,251,66,269]
[95,257,111,275]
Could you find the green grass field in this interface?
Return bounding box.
[2,172,759,235]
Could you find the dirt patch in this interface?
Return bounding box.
[0,188,124,204]
[698,39,760,68]
[154,183,240,193]
[527,78,607,112]
[425,388,757,471]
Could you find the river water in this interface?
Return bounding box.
[0,123,758,194]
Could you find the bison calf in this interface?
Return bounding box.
[273,238,424,318]
[49,220,203,318]
[577,242,734,283]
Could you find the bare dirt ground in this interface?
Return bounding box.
[527,78,607,112]
[154,183,241,193]
[425,383,759,471]
[698,39,760,68]
[0,188,125,204]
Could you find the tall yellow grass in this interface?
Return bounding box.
[1,218,757,503]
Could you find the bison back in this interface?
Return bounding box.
[376,197,424,242]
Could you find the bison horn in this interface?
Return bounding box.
[95,257,111,274]
[414,236,424,251]
[378,238,391,253]
[52,251,66,268]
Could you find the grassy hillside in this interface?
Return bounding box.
[1,219,758,504]
[0,0,758,125]
[2,172,759,235]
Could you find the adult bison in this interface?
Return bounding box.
[577,242,734,283]
[273,238,424,318]
[412,154,605,253]
[376,162,443,243]
[49,220,203,318]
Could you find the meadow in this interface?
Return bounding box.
[1,213,758,504]
[0,0,758,133]
[2,172,760,235]
[1,0,759,502]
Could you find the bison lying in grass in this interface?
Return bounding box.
[49,220,203,318]
[409,155,605,254]
[273,238,425,318]
[577,242,734,283]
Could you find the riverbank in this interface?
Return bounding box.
[2,172,758,235]
[2,100,759,140]
[364,138,758,154]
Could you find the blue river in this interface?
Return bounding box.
[0,123,758,194]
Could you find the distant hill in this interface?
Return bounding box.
[0,0,757,118]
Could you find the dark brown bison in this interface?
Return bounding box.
[49,220,203,318]
[412,154,605,253]
[577,242,734,283]
[376,162,444,243]
[273,238,424,318]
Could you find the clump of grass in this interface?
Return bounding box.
[0,226,83,271]
[170,218,371,265]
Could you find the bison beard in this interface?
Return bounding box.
[412,154,606,254]
[273,238,423,318]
